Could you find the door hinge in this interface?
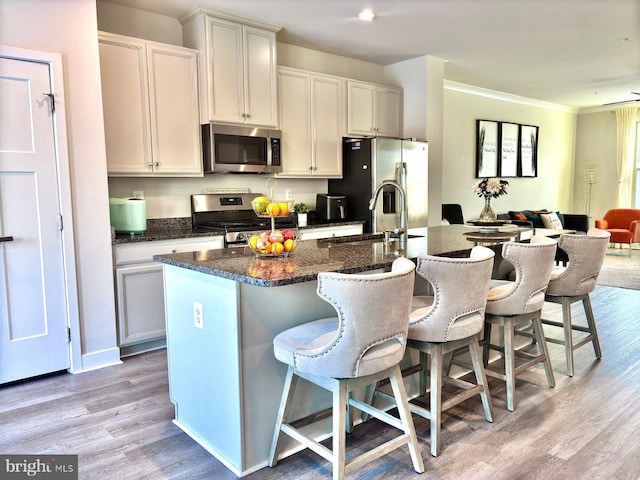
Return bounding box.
[57,214,63,231]
[67,327,71,343]
[43,92,55,114]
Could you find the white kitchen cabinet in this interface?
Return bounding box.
[113,236,223,355]
[98,32,202,177]
[299,224,363,241]
[181,10,280,127]
[277,67,344,178]
[347,80,403,138]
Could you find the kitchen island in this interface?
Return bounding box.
[152,225,531,476]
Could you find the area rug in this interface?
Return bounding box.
[596,248,640,290]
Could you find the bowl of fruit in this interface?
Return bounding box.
[246,228,298,257]
[251,196,294,217]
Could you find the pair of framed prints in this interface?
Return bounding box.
[476,120,539,178]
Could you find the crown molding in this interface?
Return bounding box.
[444,80,579,114]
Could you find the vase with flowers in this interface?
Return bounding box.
[472,177,509,222]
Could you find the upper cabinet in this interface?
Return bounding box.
[98,32,202,177]
[347,80,403,138]
[181,10,280,127]
[277,67,344,178]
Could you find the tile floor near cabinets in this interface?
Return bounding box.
[1,285,639,479]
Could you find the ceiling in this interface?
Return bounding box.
[104,0,640,109]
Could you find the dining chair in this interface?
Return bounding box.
[268,257,424,480]
[482,235,557,411]
[442,204,465,225]
[542,228,611,376]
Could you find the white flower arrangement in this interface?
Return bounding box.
[472,177,509,198]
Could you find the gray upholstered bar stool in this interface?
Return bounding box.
[542,228,611,376]
[482,235,557,412]
[268,257,424,480]
[399,246,496,457]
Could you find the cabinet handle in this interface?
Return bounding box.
[245,113,250,118]
[154,162,159,167]
[0,236,14,243]
[171,249,177,253]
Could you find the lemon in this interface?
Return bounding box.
[248,235,260,250]
[266,202,281,216]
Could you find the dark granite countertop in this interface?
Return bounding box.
[112,218,365,245]
[153,225,515,287]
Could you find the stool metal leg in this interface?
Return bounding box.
[560,297,575,377]
[583,295,602,358]
[269,366,297,467]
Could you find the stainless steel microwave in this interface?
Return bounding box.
[202,123,282,174]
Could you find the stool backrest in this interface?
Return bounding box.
[486,236,557,316]
[314,256,416,378]
[546,228,611,297]
[409,246,495,342]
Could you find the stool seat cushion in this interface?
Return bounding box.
[273,316,406,379]
[409,297,484,343]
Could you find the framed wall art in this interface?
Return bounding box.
[520,124,539,177]
[476,120,498,177]
[499,122,519,177]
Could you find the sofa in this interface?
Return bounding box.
[498,210,590,265]
[595,208,640,253]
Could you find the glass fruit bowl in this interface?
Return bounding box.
[246,229,298,257]
[251,197,294,218]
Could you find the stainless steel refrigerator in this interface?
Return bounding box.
[328,137,428,233]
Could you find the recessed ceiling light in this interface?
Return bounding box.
[358,9,376,21]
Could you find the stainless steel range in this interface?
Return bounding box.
[191,193,297,247]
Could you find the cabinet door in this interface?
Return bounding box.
[147,44,202,176]
[277,69,312,176]
[312,75,343,177]
[99,35,152,175]
[376,86,402,138]
[243,26,278,127]
[115,263,166,346]
[347,81,376,136]
[206,17,245,124]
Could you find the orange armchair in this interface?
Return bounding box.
[595,208,640,256]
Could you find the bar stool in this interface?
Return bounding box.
[399,246,496,457]
[483,236,557,411]
[268,257,424,480]
[543,228,611,376]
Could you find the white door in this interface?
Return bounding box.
[0,57,70,383]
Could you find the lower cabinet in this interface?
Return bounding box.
[299,224,363,241]
[113,236,223,356]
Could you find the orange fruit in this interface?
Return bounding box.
[278,202,289,216]
[266,203,280,216]
[271,242,284,255]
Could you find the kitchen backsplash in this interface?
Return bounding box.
[108,175,329,219]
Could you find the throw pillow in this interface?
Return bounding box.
[524,212,545,228]
[540,212,564,230]
[510,212,528,221]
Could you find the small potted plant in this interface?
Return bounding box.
[293,202,310,227]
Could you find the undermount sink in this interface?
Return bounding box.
[319,233,424,245]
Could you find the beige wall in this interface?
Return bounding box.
[1,0,120,370]
[443,87,578,222]
[574,111,618,218]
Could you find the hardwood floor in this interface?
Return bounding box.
[2,285,640,479]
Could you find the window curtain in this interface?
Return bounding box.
[614,107,638,207]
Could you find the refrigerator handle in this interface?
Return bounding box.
[395,162,408,198]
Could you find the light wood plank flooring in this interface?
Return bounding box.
[1,285,639,479]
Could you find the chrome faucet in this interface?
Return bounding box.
[369,180,408,247]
